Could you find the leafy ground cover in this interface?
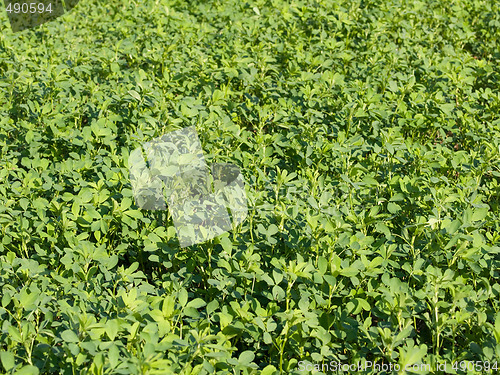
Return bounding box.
[0,0,499,373]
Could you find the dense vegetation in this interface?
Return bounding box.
[0,0,499,373]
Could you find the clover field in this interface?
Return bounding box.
[0,0,500,374]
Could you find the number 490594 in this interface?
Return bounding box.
[6,2,53,13]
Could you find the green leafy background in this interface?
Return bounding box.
[0,0,499,373]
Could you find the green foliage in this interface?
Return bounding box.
[0,0,499,373]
